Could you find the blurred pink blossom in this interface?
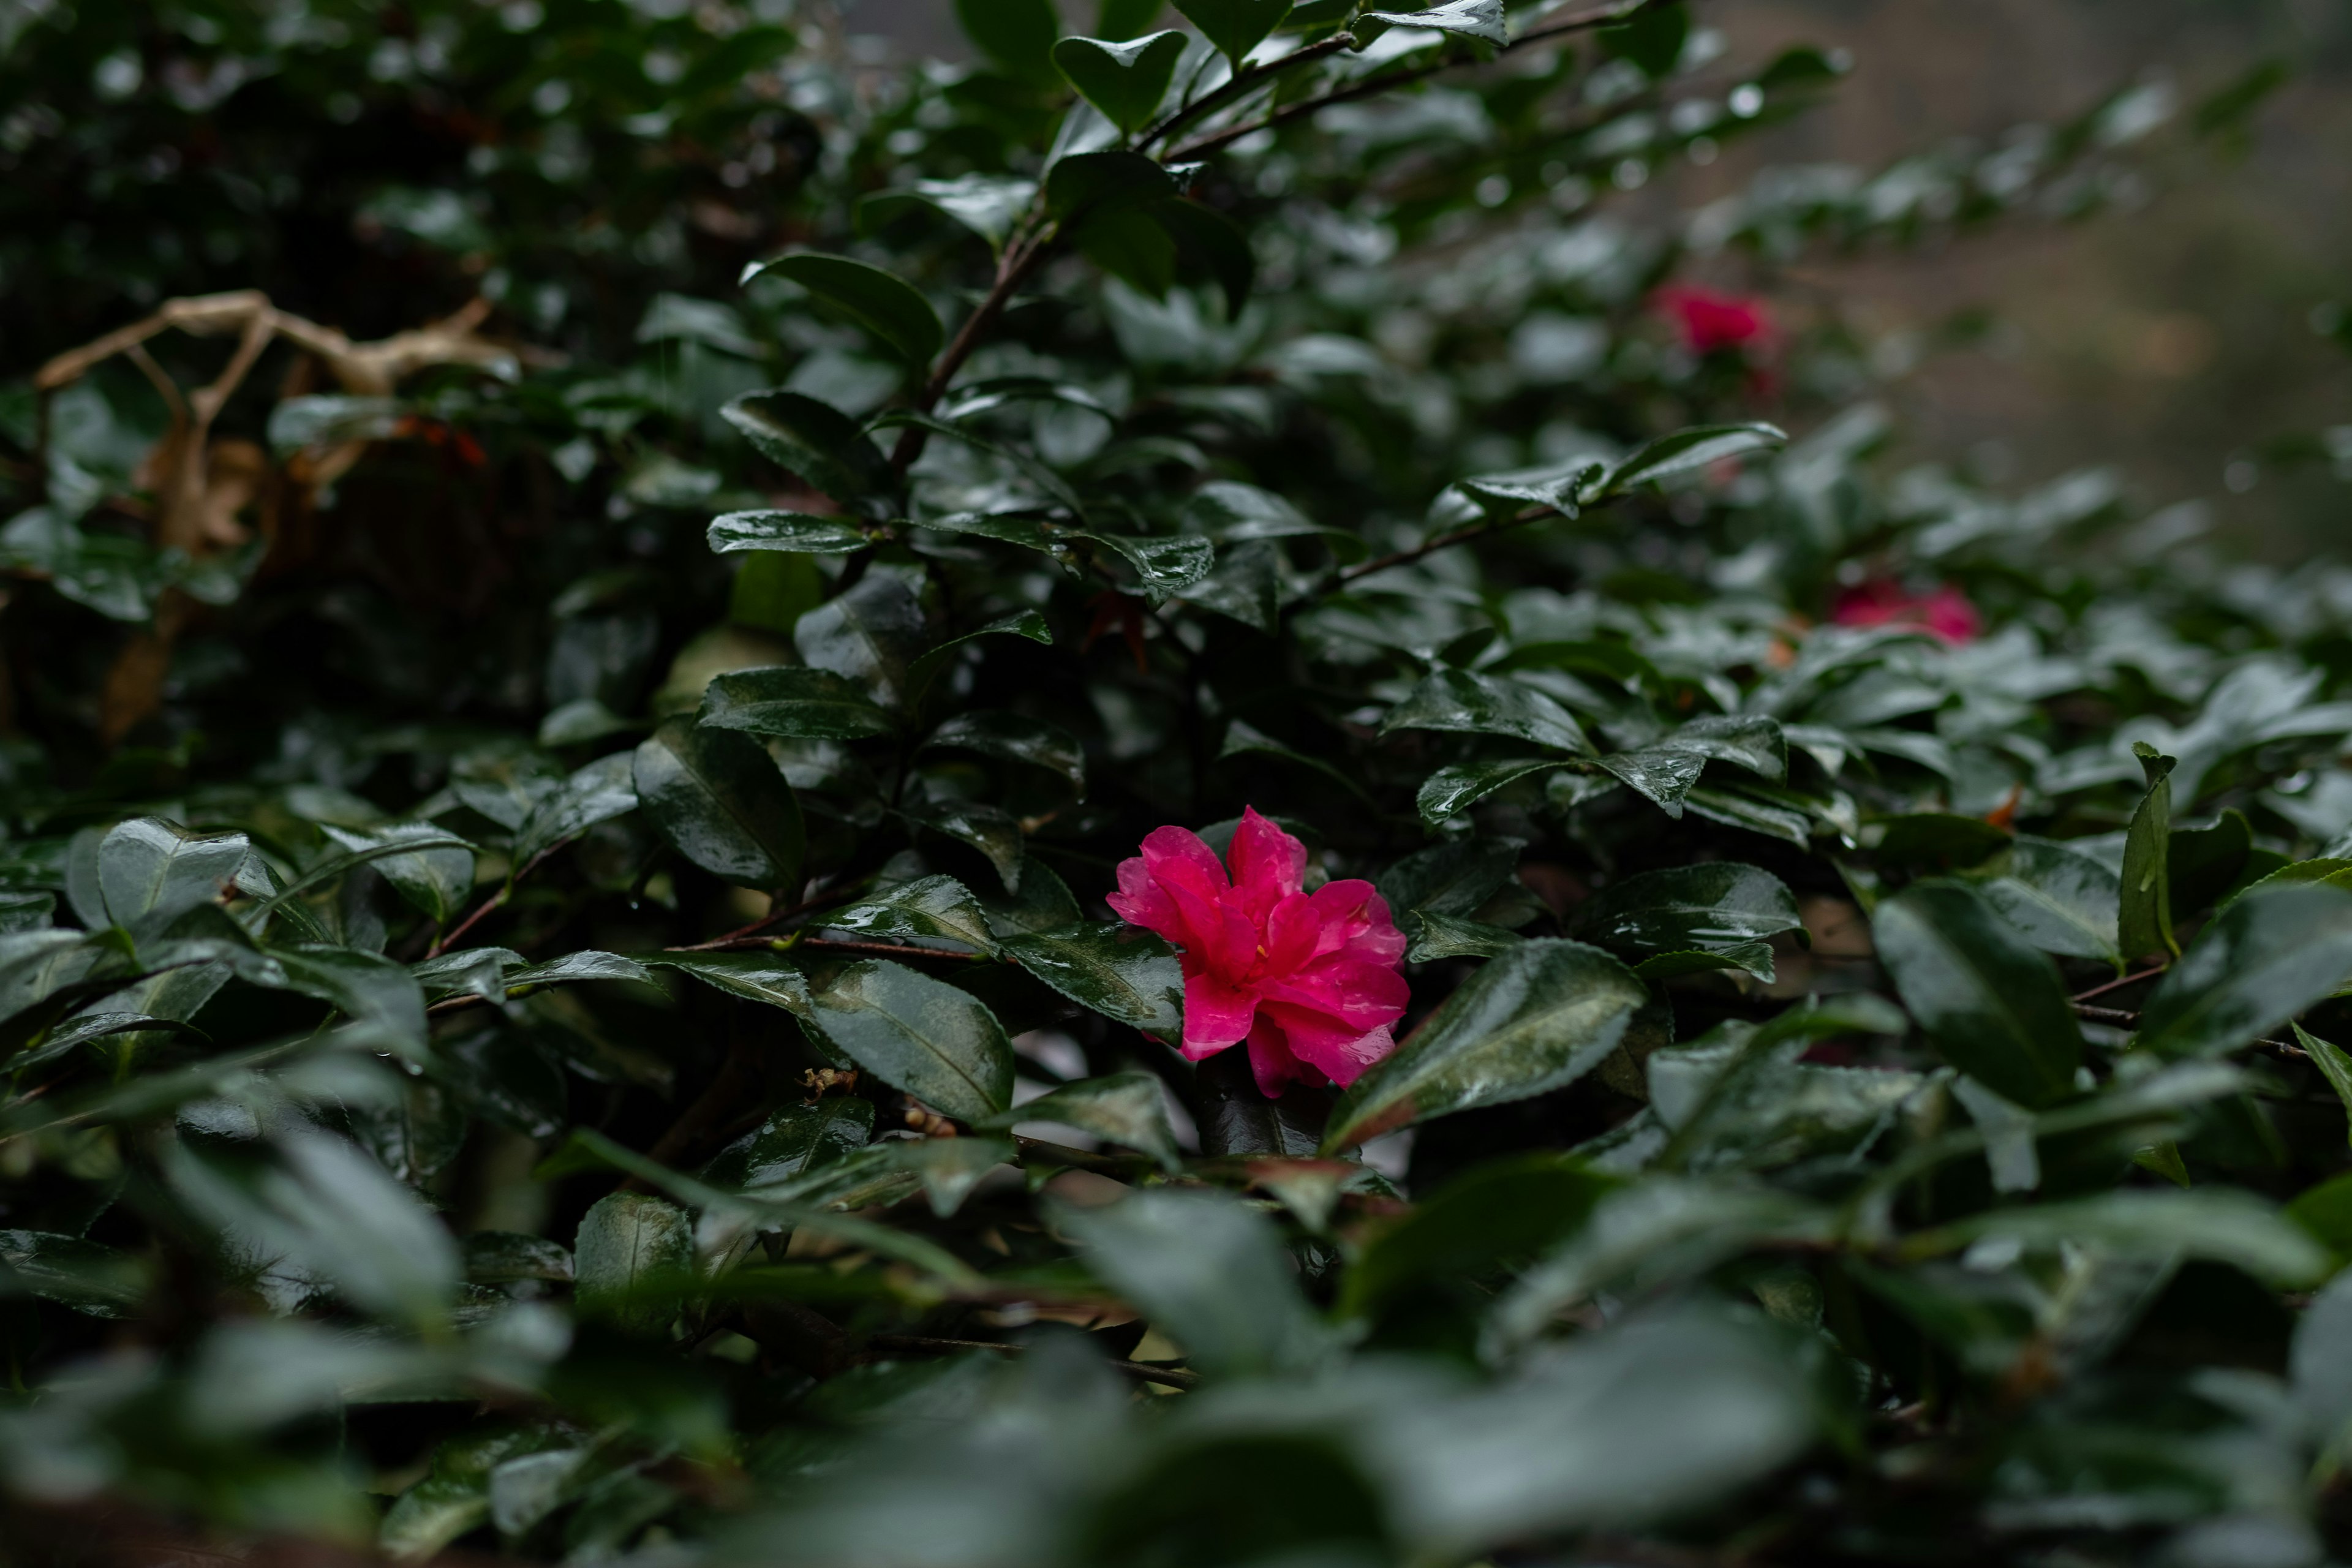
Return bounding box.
[1108,808,1408,1096]
[1831,579,1983,645]
[1654,282,1776,355]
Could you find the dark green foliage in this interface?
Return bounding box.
[1,1,2349,1564]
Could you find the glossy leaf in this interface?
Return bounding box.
[511,752,639,868]
[1057,1187,1331,1376]
[1972,835,2122,968]
[720,390,893,508]
[700,666,898,741]
[1380,669,1589,754]
[955,0,1061,83]
[826,875,999,955]
[922,710,1087,790]
[739,252,943,367]
[1364,0,1507,47]
[1574,863,1802,960]
[1871,879,2082,1108]
[805,959,1015,1123]
[707,510,873,556]
[1417,758,1564,824]
[574,1191,696,1333]
[1597,422,1786,496]
[2119,742,2177,961]
[97,818,249,932]
[997,920,1185,1037]
[2136,883,2352,1058]
[1172,0,1295,65]
[982,1071,1183,1170]
[1054,31,1186,132]
[633,717,806,892]
[322,824,475,927]
[794,564,929,709]
[1325,940,1650,1150]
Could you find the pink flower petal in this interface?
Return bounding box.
[1245,1015,1324,1097]
[1306,880,1406,965]
[1182,970,1260,1055]
[1225,807,1305,920]
[1262,1004,1396,1088]
[1264,956,1411,1033]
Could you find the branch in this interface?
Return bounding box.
[1136,31,1359,154]
[2073,965,2166,1003]
[1169,0,1647,162]
[889,230,1060,471]
[1331,502,1553,588]
[424,840,568,960]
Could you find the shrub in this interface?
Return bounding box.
[2,1,2350,1564]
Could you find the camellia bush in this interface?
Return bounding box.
[7,0,2352,1562]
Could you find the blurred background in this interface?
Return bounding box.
[850,0,2352,561]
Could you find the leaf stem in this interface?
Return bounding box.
[424,840,568,960]
[1329,502,1554,589]
[2072,965,2166,1003]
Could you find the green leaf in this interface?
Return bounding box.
[97,817,249,932]
[162,1123,460,1327]
[1597,423,1785,496]
[1084,529,1216,595]
[1681,785,1814,847]
[574,1191,696,1334]
[2169,808,2253,916]
[1341,1153,1615,1317]
[1377,837,1520,920]
[720,390,894,510]
[0,1229,148,1317]
[2295,1023,2352,1148]
[1057,1188,1332,1376]
[632,715,806,892]
[922,710,1087,790]
[1417,757,1564,824]
[460,1231,575,1285]
[1599,0,1691,77]
[703,1097,875,1189]
[1970,836,2122,969]
[699,666,898,742]
[739,252,943,367]
[1054,31,1187,132]
[826,875,1000,955]
[905,797,1027,893]
[955,0,1062,83]
[707,510,873,556]
[1379,668,1589,754]
[1154,198,1256,318]
[997,920,1185,1038]
[860,175,1039,251]
[980,859,1085,938]
[1045,149,1180,222]
[2136,883,2352,1058]
[647,951,813,1016]
[1222,719,1379,809]
[322,824,475,927]
[2119,742,2177,961]
[1363,0,1507,47]
[894,1136,1017,1216]
[905,609,1055,705]
[512,751,640,868]
[805,959,1015,1122]
[1905,1189,2329,1288]
[1574,864,1801,962]
[1176,538,1282,631]
[1098,0,1168,37]
[1631,944,1775,982]
[796,564,929,709]
[1871,880,2083,1109]
[270,945,432,1059]
[1402,910,1527,962]
[1173,0,1295,66]
[980,1071,1183,1171]
[1325,940,1649,1150]
[1872,812,2012,870]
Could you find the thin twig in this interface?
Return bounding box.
[2073,965,2167,1003]
[666,883,850,954]
[425,841,567,960]
[1169,0,1646,161]
[2073,1003,2137,1026]
[1136,31,1359,154]
[867,1334,1200,1390]
[1332,503,1552,587]
[888,232,1060,472]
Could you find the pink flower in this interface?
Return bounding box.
[1831,579,1981,646]
[1107,808,1409,1097]
[1654,283,1776,356]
